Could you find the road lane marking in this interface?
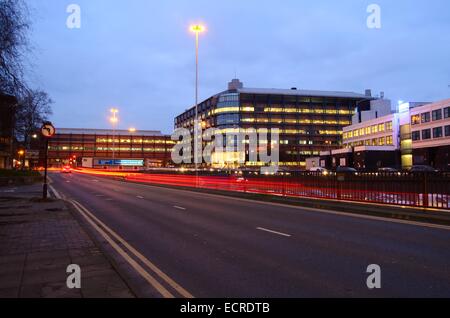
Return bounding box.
[69,199,193,298]
[256,227,292,237]
[69,200,175,298]
[105,198,114,201]
[49,184,62,199]
[136,196,144,199]
[173,206,186,211]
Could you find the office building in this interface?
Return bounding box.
[408,99,450,171]
[45,128,175,169]
[319,99,450,171]
[174,79,376,169]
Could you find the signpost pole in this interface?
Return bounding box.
[41,121,55,200]
[43,138,49,199]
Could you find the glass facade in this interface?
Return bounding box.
[174,86,368,168]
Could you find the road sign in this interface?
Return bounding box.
[41,122,56,138]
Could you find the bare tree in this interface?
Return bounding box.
[15,89,53,149]
[0,0,30,96]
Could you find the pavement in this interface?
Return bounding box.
[47,171,450,298]
[0,183,135,298]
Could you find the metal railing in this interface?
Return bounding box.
[122,171,450,210]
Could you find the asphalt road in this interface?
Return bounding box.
[49,171,450,298]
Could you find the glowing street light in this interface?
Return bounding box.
[129,127,136,133]
[190,25,205,33]
[190,23,205,187]
[17,150,25,170]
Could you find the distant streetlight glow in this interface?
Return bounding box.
[129,128,136,133]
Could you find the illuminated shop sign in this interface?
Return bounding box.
[97,159,144,166]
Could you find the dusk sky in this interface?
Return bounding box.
[24,0,450,134]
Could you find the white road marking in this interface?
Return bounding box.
[69,199,193,298]
[173,206,186,211]
[48,184,62,199]
[136,196,144,199]
[105,198,114,201]
[256,227,292,237]
[92,179,99,182]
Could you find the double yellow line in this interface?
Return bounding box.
[70,199,194,298]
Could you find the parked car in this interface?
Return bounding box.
[336,166,357,173]
[378,167,399,173]
[409,165,438,173]
[61,165,72,173]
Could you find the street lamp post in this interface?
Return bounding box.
[110,108,119,166]
[18,150,25,170]
[190,24,205,187]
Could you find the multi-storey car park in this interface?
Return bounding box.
[43,128,175,169]
[174,79,377,169]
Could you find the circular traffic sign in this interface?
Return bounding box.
[41,122,56,138]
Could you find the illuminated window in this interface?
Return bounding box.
[214,107,240,114]
[353,130,359,137]
[371,125,378,134]
[378,123,385,132]
[386,136,393,145]
[365,127,371,135]
[379,137,386,146]
[386,121,393,131]
[359,128,365,136]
